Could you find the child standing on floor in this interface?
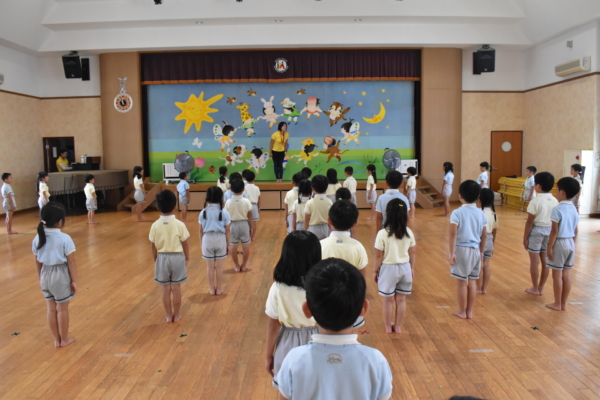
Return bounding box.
[570,164,583,213]
[217,166,229,192]
[223,173,248,202]
[405,167,417,218]
[546,177,580,311]
[343,166,358,205]
[265,231,321,386]
[320,200,368,329]
[244,170,261,240]
[275,258,393,400]
[372,198,416,333]
[438,162,454,217]
[149,190,190,322]
[304,175,333,240]
[292,179,312,231]
[284,172,304,233]
[177,172,191,222]
[523,172,558,296]
[225,178,254,272]
[524,166,537,203]
[37,172,50,210]
[32,202,78,347]
[478,162,490,189]
[2,173,18,234]
[326,168,342,203]
[84,174,98,224]
[366,164,378,220]
[449,180,487,319]
[376,171,410,228]
[133,166,149,222]
[477,188,497,294]
[199,187,231,296]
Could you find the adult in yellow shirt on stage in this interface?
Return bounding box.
[270,122,289,183]
[56,149,72,172]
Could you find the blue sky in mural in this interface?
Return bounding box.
[147,81,414,153]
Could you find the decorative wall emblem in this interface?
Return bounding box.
[274,58,289,73]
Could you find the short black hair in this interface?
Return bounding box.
[305,258,366,332]
[292,172,305,184]
[344,166,353,175]
[2,173,11,181]
[245,170,256,182]
[557,177,580,200]
[443,162,454,173]
[526,166,537,174]
[534,172,554,192]
[385,170,403,189]
[571,163,582,172]
[480,161,490,170]
[84,174,94,183]
[406,167,417,176]
[459,180,481,203]
[336,187,351,201]
[311,175,328,193]
[179,172,187,180]
[328,200,358,231]
[229,172,243,181]
[230,178,244,194]
[326,168,338,185]
[273,231,322,287]
[156,190,176,214]
[301,167,312,179]
[241,169,250,179]
[59,149,68,155]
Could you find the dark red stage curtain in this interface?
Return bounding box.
[141,49,421,84]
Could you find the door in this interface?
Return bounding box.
[43,137,75,173]
[490,131,522,192]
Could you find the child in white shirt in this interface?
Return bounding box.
[477,189,498,294]
[84,174,98,224]
[342,166,357,205]
[524,166,537,202]
[2,172,18,234]
[405,167,417,218]
[478,162,490,189]
[366,164,378,221]
[37,172,51,210]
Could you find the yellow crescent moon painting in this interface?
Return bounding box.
[175,92,224,134]
[362,102,386,124]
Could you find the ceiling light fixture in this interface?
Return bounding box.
[195,21,203,24]
[354,18,362,22]
[274,19,283,22]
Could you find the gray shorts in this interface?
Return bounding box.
[451,246,481,281]
[134,189,145,203]
[307,223,330,240]
[179,195,189,206]
[296,221,304,231]
[351,193,357,205]
[251,203,260,221]
[442,186,452,198]
[377,262,413,296]
[230,220,251,245]
[366,190,377,204]
[287,213,293,234]
[528,225,551,253]
[547,238,575,271]
[483,234,494,259]
[41,264,74,303]
[202,231,228,260]
[408,190,416,204]
[272,325,319,387]
[3,199,13,212]
[154,253,187,285]
[326,195,336,203]
[86,198,97,211]
[38,196,48,210]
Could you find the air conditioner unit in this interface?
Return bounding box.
[555,56,591,77]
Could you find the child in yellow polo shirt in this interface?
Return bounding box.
[149,190,190,323]
[225,178,254,272]
[303,175,332,240]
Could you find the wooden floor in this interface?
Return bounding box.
[2,205,600,400]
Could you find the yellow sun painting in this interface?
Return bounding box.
[175,92,224,134]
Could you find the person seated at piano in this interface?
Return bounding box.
[56,150,72,172]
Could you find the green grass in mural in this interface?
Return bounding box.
[149,149,415,182]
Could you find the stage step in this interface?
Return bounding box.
[414,177,444,209]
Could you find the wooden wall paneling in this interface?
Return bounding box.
[421,48,462,200]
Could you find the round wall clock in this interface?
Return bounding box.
[114,77,133,113]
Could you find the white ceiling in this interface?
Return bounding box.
[1,0,599,55]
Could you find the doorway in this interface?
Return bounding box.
[490,131,522,192]
[43,137,75,173]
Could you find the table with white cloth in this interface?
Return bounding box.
[47,170,129,195]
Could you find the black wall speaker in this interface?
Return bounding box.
[62,52,82,79]
[81,58,90,81]
[473,45,495,75]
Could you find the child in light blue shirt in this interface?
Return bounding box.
[524,166,537,202]
[376,171,410,228]
[177,172,191,222]
[223,172,248,202]
[449,180,487,320]
[276,258,393,400]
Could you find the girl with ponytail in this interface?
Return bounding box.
[37,171,50,210]
[366,164,378,221]
[372,198,416,334]
[199,187,231,295]
[32,202,78,347]
[291,179,312,231]
[217,166,229,192]
[477,188,498,294]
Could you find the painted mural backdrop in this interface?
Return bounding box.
[147,81,415,182]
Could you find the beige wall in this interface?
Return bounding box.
[461,93,524,182]
[0,91,102,214]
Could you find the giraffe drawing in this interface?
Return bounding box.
[237,102,259,136]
